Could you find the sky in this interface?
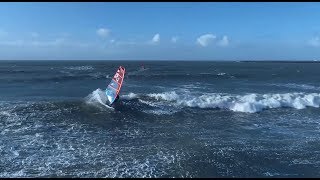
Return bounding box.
[0,2,320,60]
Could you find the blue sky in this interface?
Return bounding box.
[0,2,320,60]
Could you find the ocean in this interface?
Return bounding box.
[1,60,320,177]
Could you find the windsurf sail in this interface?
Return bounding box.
[105,66,126,105]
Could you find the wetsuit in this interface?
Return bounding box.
[114,94,119,103]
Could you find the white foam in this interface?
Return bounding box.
[128,67,150,76]
[0,102,184,178]
[84,89,113,109]
[270,83,320,91]
[181,84,204,90]
[64,66,94,71]
[122,93,139,100]
[1,169,26,177]
[89,72,105,79]
[0,111,11,116]
[147,91,320,113]
[148,91,179,101]
[138,99,159,107]
[199,72,213,75]
[143,109,177,115]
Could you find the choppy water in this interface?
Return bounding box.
[1,60,320,177]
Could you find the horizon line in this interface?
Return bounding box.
[0,59,320,62]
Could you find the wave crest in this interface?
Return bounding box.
[122,93,139,100]
[64,66,94,71]
[84,89,112,109]
[145,91,320,113]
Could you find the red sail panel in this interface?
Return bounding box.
[112,66,125,96]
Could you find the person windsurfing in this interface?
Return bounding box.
[139,63,149,72]
[114,94,120,103]
[105,66,125,106]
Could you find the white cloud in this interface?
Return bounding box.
[96,28,110,38]
[218,35,229,47]
[171,36,178,43]
[196,34,216,47]
[309,36,320,47]
[152,33,160,44]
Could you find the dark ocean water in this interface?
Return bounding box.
[1,60,320,177]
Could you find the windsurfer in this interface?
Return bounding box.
[105,66,125,106]
[114,94,119,103]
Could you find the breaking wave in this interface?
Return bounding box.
[64,66,94,71]
[145,91,320,113]
[122,93,139,100]
[83,88,320,113]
